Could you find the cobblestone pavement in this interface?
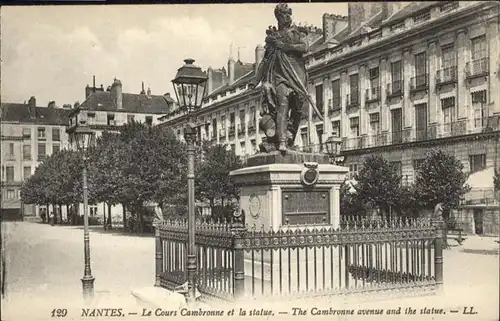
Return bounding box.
[1,222,498,321]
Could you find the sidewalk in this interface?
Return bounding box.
[448,235,500,255]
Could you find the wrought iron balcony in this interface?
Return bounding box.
[365,86,381,103]
[436,66,457,86]
[410,74,428,92]
[338,115,500,152]
[465,58,489,79]
[386,81,404,98]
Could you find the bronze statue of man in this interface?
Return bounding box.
[251,3,322,154]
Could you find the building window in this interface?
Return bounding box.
[212,119,218,137]
[369,67,380,100]
[441,1,459,12]
[391,61,402,93]
[441,97,456,131]
[472,90,487,128]
[127,115,135,123]
[369,113,380,134]
[414,10,430,23]
[52,128,60,141]
[7,189,16,199]
[221,115,226,130]
[53,144,60,154]
[331,79,341,110]
[350,117,359,137]
[469,154,486,173]
[249,107,256,127]
[349,164,358,181]
[300,128,308,145]
[6,166,14,182]
[471,36,487,60]
[38,143,46,160]
[415,103,428,141]
[145,116,153,126]
[349,74,359,105]
[37,127,46,140]
[391,108,403,144]
[414,52,427,87]
[316,125,324,150]
[23,145,31,160]
[331,121,341,137]
[8,143,14,155]
[22,128,31,139]
[240,141,245,154]
[390,161,403,177]
[315,84,324,111]
[87,112,96,119]
[239,109,245,126]
[413,159,425,171]
[23,166,31,180]
[250,139,257,152]
[89,205,98,217]
[441,46,456,69]
[107,114,115,126]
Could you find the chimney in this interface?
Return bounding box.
[322,14,349,40]
[48,101,56,108]
[228,57,235,85]
[348,3,385,34]
[85,85,92,98]
[28,96,36,107]
[206,68,213,94]
[74,101,80,108]
[111,78,123,110]
[140,81,146,94]
[254,45,265,75]
[147,87,151,97]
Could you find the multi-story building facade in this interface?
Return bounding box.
[73,77,176,222]
[80,77,176,137]
[1,97,72,220]
[306,1,500,235]
[159,25,325,156]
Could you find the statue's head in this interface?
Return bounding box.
[274,3,292,28]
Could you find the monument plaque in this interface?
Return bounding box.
[282,189,330,225]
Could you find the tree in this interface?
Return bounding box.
[196,143,242,218]
[339,180,368,217]
[413,149,470,210]
[352,155,404,217]
[494,168,500,191]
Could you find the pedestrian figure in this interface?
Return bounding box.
[49,212,54,226]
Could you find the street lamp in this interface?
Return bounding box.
[66,108,96,303]
[324,136,343,164]
[171,58,208,305]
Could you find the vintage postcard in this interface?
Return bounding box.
[1,2,499,321]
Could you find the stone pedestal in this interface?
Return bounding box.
[230,151,348,290]
[230,151,348,232]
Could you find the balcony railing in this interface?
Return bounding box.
[410,74,428,92]
[436,66,457,85]
[339,116,500,152]
[386,80,404,98]
[365,86,381,103]
[461,188,499,206]
[465,58,489,78]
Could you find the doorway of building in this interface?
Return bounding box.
[473,209,484,235]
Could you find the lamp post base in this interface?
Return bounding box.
[81,275,95,302]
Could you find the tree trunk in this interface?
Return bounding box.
[122,204,127,232]
[107,203,112,230]
[58,204,63,224]
[103,203,107,230]
[137,204,144,234]
[66,205,70,225]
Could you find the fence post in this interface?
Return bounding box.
[231,215,246,300]
[432,213,445,293]
[154,223,163,287]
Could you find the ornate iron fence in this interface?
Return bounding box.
[156,216,444,302]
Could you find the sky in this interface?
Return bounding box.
[1,3,348,107]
